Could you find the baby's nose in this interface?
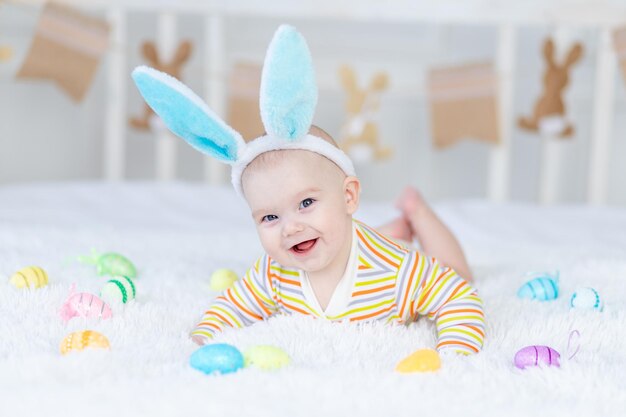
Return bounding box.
[282,219,305,237]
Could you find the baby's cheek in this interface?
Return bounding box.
[258,232,283,259]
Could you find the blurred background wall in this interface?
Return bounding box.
[1,2,625,205]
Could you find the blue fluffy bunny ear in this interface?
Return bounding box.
[260,25,318,140]
[132,66,244,163]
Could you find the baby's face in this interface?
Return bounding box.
[242,150,359,274]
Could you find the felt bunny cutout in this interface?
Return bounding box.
[338,65,392,162]
[132,24,355,196]
[130,40,193,130]
[518,38,583,138]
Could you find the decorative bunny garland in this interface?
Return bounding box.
[132,25,356,196]
[130,40,193,130]
[518,38,583,138]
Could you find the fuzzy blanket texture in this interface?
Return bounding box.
[1,182,625,417]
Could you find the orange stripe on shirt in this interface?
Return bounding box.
[243,278,272,316]
[374,230,406,252]
[399,255,419,317]
[225,289,263,321]
[442,280,467,304]
[461,323,486,338]
[352,283,395,297]
[416,269,450,311]
[276,298,313,316]
[437,308,484,318]
[437,340,479,353]
[205,310,235,328]
[356,228,398,268]
[197,321,221,332]
[350,303,395,321]
[269,272,300,287]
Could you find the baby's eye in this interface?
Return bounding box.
[261,214,278,223]
[300,198,315,209]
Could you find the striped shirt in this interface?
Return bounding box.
[192,220,485,354]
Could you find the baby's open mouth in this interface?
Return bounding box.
[291,238,318,254]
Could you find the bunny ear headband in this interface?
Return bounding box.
[131,24,355,197]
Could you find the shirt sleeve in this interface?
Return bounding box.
[408,253,485,354]
[190,256,279,342]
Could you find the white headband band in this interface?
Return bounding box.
[231,134,356,196]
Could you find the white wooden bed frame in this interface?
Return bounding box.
[17,0,626,205]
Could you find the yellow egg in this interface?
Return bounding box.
[395,348,441,373]
[9,266,49,289]
[244,345,291,370]
[210,268,239,291]
[60,330,110,355]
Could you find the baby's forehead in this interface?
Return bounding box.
[246,148,339,173]
[241,149,345,196]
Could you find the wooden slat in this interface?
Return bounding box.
[588,27,617,205]
[155,12,178,181]
[103,8,126,181]
[203,13,229,185]
[487,24,515,202]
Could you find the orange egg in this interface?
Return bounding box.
[60,330,110,355]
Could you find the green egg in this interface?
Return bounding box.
[243,345,291,371]
[97,253,137,278]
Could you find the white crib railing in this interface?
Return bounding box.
[19,0,624,205]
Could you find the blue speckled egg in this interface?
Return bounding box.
[517,274,559,301]
[190,344,244,375]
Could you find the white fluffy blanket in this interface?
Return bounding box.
[1,183,625,417]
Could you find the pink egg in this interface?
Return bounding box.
[59,284,112,323]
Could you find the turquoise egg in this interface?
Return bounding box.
[190,344,244,375]
[517,275,559,301]
[570,287,603,311]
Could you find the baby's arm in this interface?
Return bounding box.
[410,255,485,354]
[191,256,278,344]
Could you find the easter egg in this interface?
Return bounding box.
[60,330,110,355]
[190,343,244,375]
[96,253,137,278]
[60,286,113,323]
[9,266,49,289]
[243,345,291,370]
[395,348,441,373]
[517,276,559,301]
[210,269,239,291]
[100,275,136,304]
[514,345,560,369]
[570,287,603,311]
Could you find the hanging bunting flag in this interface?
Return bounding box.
[16,2,110,102]
[226,61,264,141]
[130,40,192,130]
[0,46,13,62]
[518,38,583,138]
[337,65,392,163]
[428,62,500,149]
[613,26,626,85]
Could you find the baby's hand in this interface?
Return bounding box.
[191,335,208,346]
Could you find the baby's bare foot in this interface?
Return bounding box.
[395,186,428,218]
[382,216,413,242]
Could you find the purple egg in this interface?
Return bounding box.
[514,345,561,369]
